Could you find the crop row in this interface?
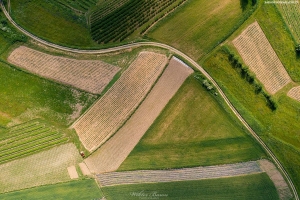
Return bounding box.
[73,52,167,152]
[90,0,178,43]
[0,121,68,164]
[276,2,300,42]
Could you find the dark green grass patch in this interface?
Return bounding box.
[147,0,256,61]
[119,76,265,171]
[202,48,300,194]
[102,173,279,200]
[0,179,103,200]
[10,0,96,47]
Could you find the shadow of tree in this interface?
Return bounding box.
[240,0,248,11]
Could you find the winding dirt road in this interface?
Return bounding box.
[0,2,298,199]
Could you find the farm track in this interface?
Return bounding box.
[97,161,262,187]
[0,3,298,199]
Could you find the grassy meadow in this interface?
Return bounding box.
[200,1,300,193]
[147,0,256,61]
[0,179,103,200]
[0,60,97,127]
[10,0,96,47]
[119,76,266,171]
[203,44,300,194]
[102,173,279,200]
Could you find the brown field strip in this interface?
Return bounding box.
[73,52,168,152]
[0,143,81,193]
[96,161,262,186]
[259,160,293,200]
[8,46,120,94]
[233,21,291,94]
[287,86,300,102]
[84,57,193,174]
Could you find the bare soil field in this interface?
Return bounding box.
[96,161,262,186]
[233,22,291,94]
[0,143,81,193]
[8,46,120,94]
[287,86,300,102]
[73,52,168,152]
[84,57,193,174]
[259,160,292,200]
[67,166,79,179]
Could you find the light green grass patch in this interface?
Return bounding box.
[202,47,300,194]
[0,179,103,200]
[119,76,265,171]
[0,61,97,127]
[102,173,279,200]
[147,0,254,60]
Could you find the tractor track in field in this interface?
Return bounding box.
[0,2,298,199]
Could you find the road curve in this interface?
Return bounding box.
[0,2,298,199]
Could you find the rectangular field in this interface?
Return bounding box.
[8,46,120,94]
[85,57,193,173]
[73,52,167,152]
[233,21,291,94]
[276,0,300,43]
[0,143,81,193]
[101,174,279,200]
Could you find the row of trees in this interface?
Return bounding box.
[226,48,277,111]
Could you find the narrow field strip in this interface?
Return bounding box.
[233,21,291,94]
[287,86,300,102]
[0,143,81,193]
[96,161,262,187]
[259,160,293,200]
[84,57,193,174]
[8,46,120,94]
[73,52,167,152]
[276,1,300,43]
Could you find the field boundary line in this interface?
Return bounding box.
[0,2,298,199]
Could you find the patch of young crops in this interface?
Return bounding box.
[90,0,179,43]
[54,0,98,12]
[0,120,68,164]
[276,1,300,43]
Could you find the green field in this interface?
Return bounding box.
[0,120,67,164]
[0,60,97,127]
[54,0,97,12]
[90,0,184,43]
[10,0,96,47]
[102,173,279,200]
[0,179,103,200]
[147,0,256,60]
[202,48,300,193]
[119,76,266,171]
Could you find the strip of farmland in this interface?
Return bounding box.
[84,57,193,173]
[96,161,262,186]
[73,52,167,152]
[0,143,81,193]
[233,21,291,95]
[276,1,300,43]
[8,46,120,94]
[287,86,300,102]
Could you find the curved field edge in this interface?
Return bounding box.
[146,0,258,61]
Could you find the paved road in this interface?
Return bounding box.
[0,2,298,199]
